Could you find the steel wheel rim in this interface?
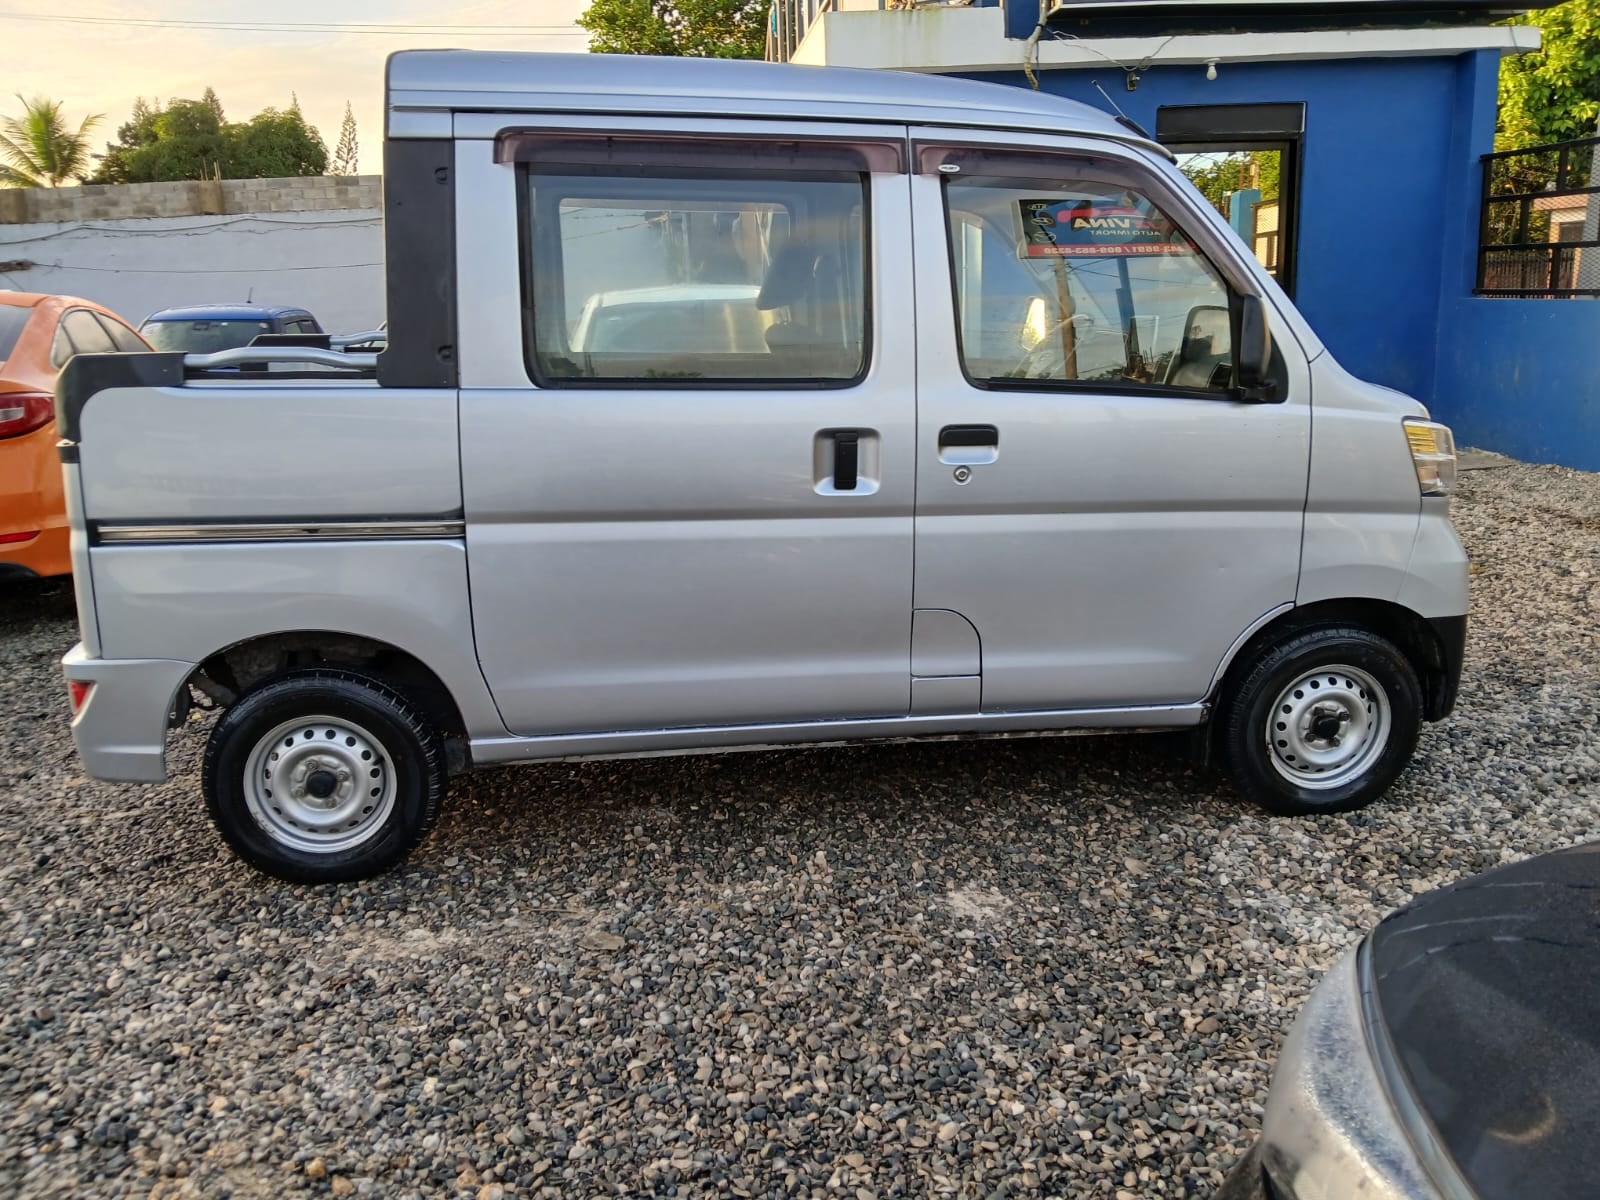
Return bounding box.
[242,715,397,854]
[1265,664,1391,791]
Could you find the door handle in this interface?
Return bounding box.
[833,430,860,491]
[815,428,877,495]
[938,424,999,465]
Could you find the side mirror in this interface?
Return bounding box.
[1235,294,1279,402]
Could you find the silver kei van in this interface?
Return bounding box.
[55,51,1467,883]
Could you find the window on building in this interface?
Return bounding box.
[1158,103,1305,298]
[1172,149,1285,278]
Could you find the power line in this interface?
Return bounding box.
[33,261,383,274]
[0,11,587,36]
[0,215,380,247]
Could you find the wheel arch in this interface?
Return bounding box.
[184,629,470,749]
[1210,599,1457,724]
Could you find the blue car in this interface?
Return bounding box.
[137,304,324,355]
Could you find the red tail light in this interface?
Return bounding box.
[68,679,93,713]
[0,531,39,545]
[0,392,53,440]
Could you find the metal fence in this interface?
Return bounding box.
[1477,135,1600,298]
[768,0,894,62]
[767,0,831,62]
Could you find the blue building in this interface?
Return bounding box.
[770,0,1600,469]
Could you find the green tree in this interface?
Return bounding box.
[1498,0,1600,149]
[578,0,768,58]
[90,97,159,183]
[332,102,358,175]
[143,99,228,181]
[0,95,103,187]
[90,95,327,182]
[92,98,223,183]
[228,107,328,178]
[202,86,225,124]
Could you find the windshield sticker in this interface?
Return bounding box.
[1019,197,1193,257]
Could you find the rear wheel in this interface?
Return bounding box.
[202,670,445,882]
[1221,626,1423,816]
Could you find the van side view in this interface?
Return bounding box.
[55,52,1467,883]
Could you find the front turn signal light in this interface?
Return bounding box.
[1403,419,1457,496]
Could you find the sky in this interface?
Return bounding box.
[2,1,592,176]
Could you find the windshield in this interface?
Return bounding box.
[139,318,274,353]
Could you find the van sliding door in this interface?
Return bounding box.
[454,120,919,738]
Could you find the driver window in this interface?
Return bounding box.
[946,176,1234,393]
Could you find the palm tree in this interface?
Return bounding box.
[0,96,103,188]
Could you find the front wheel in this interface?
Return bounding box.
[202,670,446,883]
[1220,626,1423,816]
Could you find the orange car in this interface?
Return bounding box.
[1,292,149,580]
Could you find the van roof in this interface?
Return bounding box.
[385,50,1160,154]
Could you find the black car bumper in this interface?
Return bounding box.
[1424,614,1466,721]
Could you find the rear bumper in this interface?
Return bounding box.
[1,419,70,577]
[62,643,194,783]
[0,526,70,579]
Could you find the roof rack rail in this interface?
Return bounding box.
[183,347,379,372]
[330,330,387,350]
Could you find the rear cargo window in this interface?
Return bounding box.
[94,313,148,353]
[0,304,34,364]
[520,168,868,387]
[63,309,117,355]
[51,308,119,367]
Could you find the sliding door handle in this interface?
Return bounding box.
[815,428,877,495]
[833,430,860,491]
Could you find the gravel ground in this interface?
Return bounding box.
[2,462,1597,1200]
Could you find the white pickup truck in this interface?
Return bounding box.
[56,50,1466,883]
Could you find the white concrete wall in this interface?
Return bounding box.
[0,210,384,334]
[788,6,1538,71]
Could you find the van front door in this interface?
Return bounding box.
[454,124,916,738]
[909,133,1310,715]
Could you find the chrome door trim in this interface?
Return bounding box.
[469,702,1206,765]
[95,519,465,545]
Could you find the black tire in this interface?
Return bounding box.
[202,669,446,883]
[1221,626,1423,816]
